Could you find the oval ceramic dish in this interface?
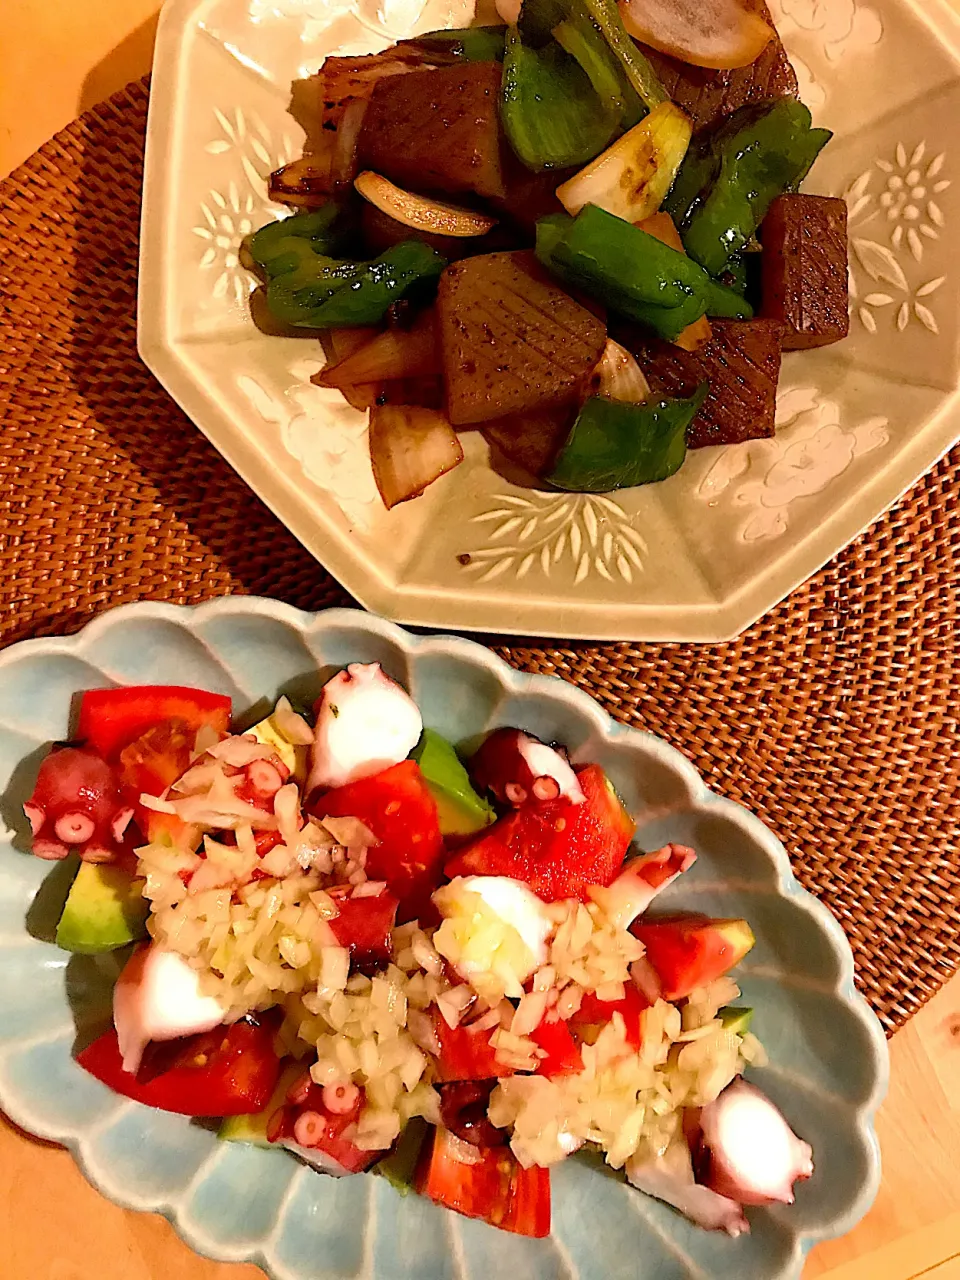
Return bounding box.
[0,600,888,1279]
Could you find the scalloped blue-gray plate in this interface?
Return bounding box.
[0,600,888,1279]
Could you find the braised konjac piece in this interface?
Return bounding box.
[637,0,797,132]
[438,252,607,426]
[482,406,576,477]
[761,194,849,350]
[618,319,782,448]
[357,62,508,201]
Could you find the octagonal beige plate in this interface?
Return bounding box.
[138,0,960,640]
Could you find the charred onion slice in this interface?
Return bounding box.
[316,309,439,388]
[268,152,336,208]
[618,0,774,70]
[369,404,465,509]
[354,172,498,239]
[589,339,651,403]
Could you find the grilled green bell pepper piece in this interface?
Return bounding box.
[536,204,750,340]
[666,100,833,277]
[580,0,667,110]
[251,206,446,328]
[248,205,352,281]
[501,24,620,170]
[266,258,364,324]
[267,241,446,328]
[406,26,506,61]
[548,385,708,492]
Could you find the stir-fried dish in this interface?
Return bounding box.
[242,0,847,510]
[24,668,813,1237]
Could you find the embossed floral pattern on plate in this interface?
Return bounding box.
[462,493,647,584]
[846,142,950,335]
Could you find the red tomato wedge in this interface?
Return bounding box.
[328,891,400,972]
[432,1012,515,1083]
[309,761,444,923]
[530,1016,583,1077]
[416,1127,551,1237]
[569,986,650,1050]
[78,686,232,761]
[445,764,635,902]
[631,915,756,1001]
[117,719,202,849]
[77,1018,281,1116]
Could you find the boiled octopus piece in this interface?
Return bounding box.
[308,662,423,793]
[113,943,227,1075]
[592,844,697,930]
[626,1136,749,1237]
[470,728,585,808]
[698,1079,814,1206]
[267,1073,380,1175]
[24,745,134,863]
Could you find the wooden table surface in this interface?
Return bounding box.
[3,3,960,1277]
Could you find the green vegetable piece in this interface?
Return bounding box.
[535,211,573,262]
[552,4,643,130]
[662,125,720,228]
[248,205,350,281]
[718,1006,754,1035]
[703,275,755,319]
[790,127,833,190]
[676,100,833,276]
[413,729,496,837]
[579,0,667,110]
[374,1117,430,1194]
[548,385,708,492]
[409,26,506,61]
[266,258,365,325]
[278,241,447,329]
[218,1063,303,1146]
[536,203,750,340]
[501,25,620,171]
[55,862,148,955]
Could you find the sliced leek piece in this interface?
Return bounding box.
[555,101,692,224]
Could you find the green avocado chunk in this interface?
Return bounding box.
[374,1117,430,1194]
[413,729,496,837]
[718,1005,754,1035]
[55,861,149,955]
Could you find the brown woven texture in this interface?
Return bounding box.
[1,78,958,1034]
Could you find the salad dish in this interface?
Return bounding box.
[0,602,887,1277]
[245,0,848,510]
[22,667,812,1238]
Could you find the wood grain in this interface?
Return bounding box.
[2,1,960,1277]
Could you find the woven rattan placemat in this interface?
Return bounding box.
[1,79,958,1033]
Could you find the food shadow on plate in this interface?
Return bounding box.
[65,948,128,1056]
[1,741,52,859]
